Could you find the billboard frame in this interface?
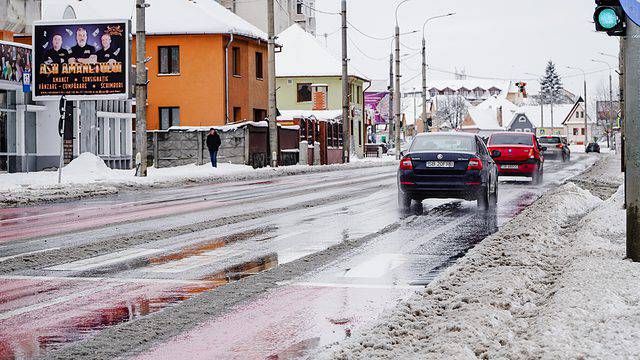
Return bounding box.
[0,40,32,90]
[31,18,130,101]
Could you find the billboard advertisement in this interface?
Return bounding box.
[596,100,620,124]
[0,40,31,85]
[365,92,390,125]
[32,19,129,100]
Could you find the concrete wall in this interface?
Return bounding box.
[146,128,247,168]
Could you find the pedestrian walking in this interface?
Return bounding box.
[206,128,221,168]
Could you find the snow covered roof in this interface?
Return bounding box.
[41,0,268,40]
[427,80,511,96]
[515,104,576,128]
[276,24,369,80]
[277,109,343,121]
[463,95,519,131]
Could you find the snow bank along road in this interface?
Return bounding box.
[327,154,629,359]
[0,154,597,359]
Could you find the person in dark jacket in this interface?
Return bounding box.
[206,128,221,168]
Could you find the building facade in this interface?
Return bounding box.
[217,0,316,35]
[275,25,369,157]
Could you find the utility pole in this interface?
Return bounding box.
[135,0,148,177]
[267,0,279,167]
[421,36,427,133]
[624,14,640,261]
[388,53,394,148]
[394,24,401,159]
[584,78,588,147]
[341,0,350,163]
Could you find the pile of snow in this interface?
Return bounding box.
[63,152,112,177]
[325,176,638,359]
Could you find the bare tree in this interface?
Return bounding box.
[593,81,619,147]
[436,95,468,130]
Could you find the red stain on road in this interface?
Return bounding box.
[0,278,221,360]
[132,285,412,360]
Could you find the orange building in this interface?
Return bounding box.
[43,0,270,130]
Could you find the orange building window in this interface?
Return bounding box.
[233,107,242,122]
[232,47,241,76]
[159,46,180,75]
[255,52,263,80]
[159,107,180,129]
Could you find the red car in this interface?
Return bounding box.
[487,132,545,184]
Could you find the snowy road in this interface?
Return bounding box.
[0,155,597,359]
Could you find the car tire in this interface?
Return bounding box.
[533,166,543,185]
[477,186,490,210]
[490,179,498,206]
[398,190,411,210]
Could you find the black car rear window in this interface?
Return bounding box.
[538,136,561,144]
[489,133,533,146]
[410,135,477,153]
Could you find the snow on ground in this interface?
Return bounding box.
[0,153,397,205]
[324,155,638,359]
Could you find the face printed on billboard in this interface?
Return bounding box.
[33,20,129,99]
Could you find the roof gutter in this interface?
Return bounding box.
[224,33,234,124]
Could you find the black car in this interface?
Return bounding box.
[586,142,601,153]
[397,132,500,210]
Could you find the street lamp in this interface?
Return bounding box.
[393,0,413,159]
[566,66,589,148]
[421,13,456,133]
[591,59,615,148]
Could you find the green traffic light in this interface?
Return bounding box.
[598,8,619,29]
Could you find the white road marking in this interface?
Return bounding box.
[0,248,61,263]
[144,249,247,274]
[0,274,210,285]
[46,248,162,271]
[291,282,419,290]
[0,284,117,321]
[343,254,406,278]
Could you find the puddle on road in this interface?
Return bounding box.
[0,252,281,360]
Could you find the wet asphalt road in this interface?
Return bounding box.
[0,155,596,360]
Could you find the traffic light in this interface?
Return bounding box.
[594,0,626,36]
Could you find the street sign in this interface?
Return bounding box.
[621,0,640,26]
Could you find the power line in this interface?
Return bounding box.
[347,20,395,40]
[300,1,340,15]
[348,36,389,61]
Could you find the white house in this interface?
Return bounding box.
[562,97,597,145]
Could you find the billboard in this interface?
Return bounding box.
[32,19,129,100]
[0,40,31,85]
[365,92,390,125]
[596,100,620,124]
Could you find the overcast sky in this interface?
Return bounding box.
[313,0,620,99]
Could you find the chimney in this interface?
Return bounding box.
[311,84,328,111]
[497,106,503,127]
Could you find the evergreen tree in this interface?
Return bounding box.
[539,60,564,105]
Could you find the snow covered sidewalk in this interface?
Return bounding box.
[0,153,397,206]
[326,155,638,359]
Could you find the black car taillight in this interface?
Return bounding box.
[467,157,483,171]
[399,157,413,170]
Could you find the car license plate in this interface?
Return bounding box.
[426,161,454,168]
[501,164,519,169]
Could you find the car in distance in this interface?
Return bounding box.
[397,132,499,210]
[538,135,571,161]
[487,132,545,184]
[586,142,601,153]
